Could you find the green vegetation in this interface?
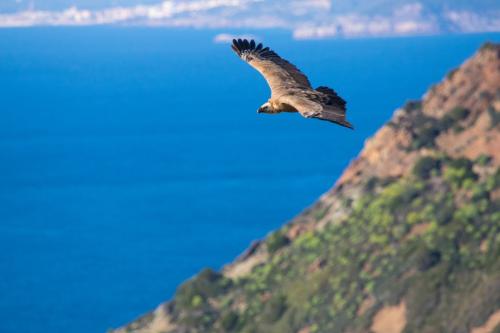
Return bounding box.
[266,231,290,254]
[221,311,239,331]
[439,107,470,133]
[446,67,458,80]
[404,100,423,113]
[117,45,500,333]
[262,294,287,323]
[406,106,471,150]
[167,156,500,333]
[443,157,477,188]
[413,156,441,179]
[176,268,232,309]
[476,154,493,166]
[480,41,498,52]
[487,106,500,128]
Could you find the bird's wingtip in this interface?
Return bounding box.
[230,38,260,54]
[343,121,354,130]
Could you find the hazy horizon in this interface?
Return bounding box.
[1,0,499,39]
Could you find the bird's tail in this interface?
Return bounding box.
[317,108,354,129]
[315,86,354,129]
[316,86,346,109]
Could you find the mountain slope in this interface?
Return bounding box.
[112,43,500,333]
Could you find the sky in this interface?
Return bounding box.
[0,0,499,38]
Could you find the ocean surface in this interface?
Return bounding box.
[0,28,498,333]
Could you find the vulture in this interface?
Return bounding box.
[231,39,353,129]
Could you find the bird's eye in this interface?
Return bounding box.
[247,56,254,61]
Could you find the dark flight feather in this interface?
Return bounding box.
[231,39,353,129]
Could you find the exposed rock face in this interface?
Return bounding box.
[337,43,500,187]
[112,43,500,333]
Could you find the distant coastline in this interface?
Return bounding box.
[1,1,499,39]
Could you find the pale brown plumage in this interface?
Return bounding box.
[231,39,353,129]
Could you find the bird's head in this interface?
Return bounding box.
[257,102,272,114]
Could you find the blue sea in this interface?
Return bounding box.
[0,28,498,333]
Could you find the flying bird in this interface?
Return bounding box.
[231,39,353,129]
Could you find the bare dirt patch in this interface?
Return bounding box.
[471,309,500,333]
[371,301,407,333]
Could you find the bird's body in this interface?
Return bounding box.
[231,39,353,129]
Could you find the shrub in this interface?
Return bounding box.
[364,177,379,192]
[221,311,239,331]
[407,211,421,225]
[449,107,470,121]
[262,294,287,323]
[444,158,477,187]
[438,116,454,132]
[487,106,500,128]
[313,207,329,221]
[380,182,420,210]
[485,169,500,191]
[480,42,497,51]
[447,68,458,80]
[435,202,455,226]
[404,100,423,113]
[175,268,231,308]
[417,250,442,271]
[434,107,470,133]
[471,184,490,202]
[448,157,474,171]
[413,156,441,179]
[453,204,479,224]
[267,231,290,253]
[191,295,203,308]
[475,154,492,166]
[413,123,441,149]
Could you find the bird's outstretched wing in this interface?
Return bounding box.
[280,88,353,129]
[232,39,353,129]
[231,39,311,97]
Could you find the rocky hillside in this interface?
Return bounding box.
[112,43,500,333]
